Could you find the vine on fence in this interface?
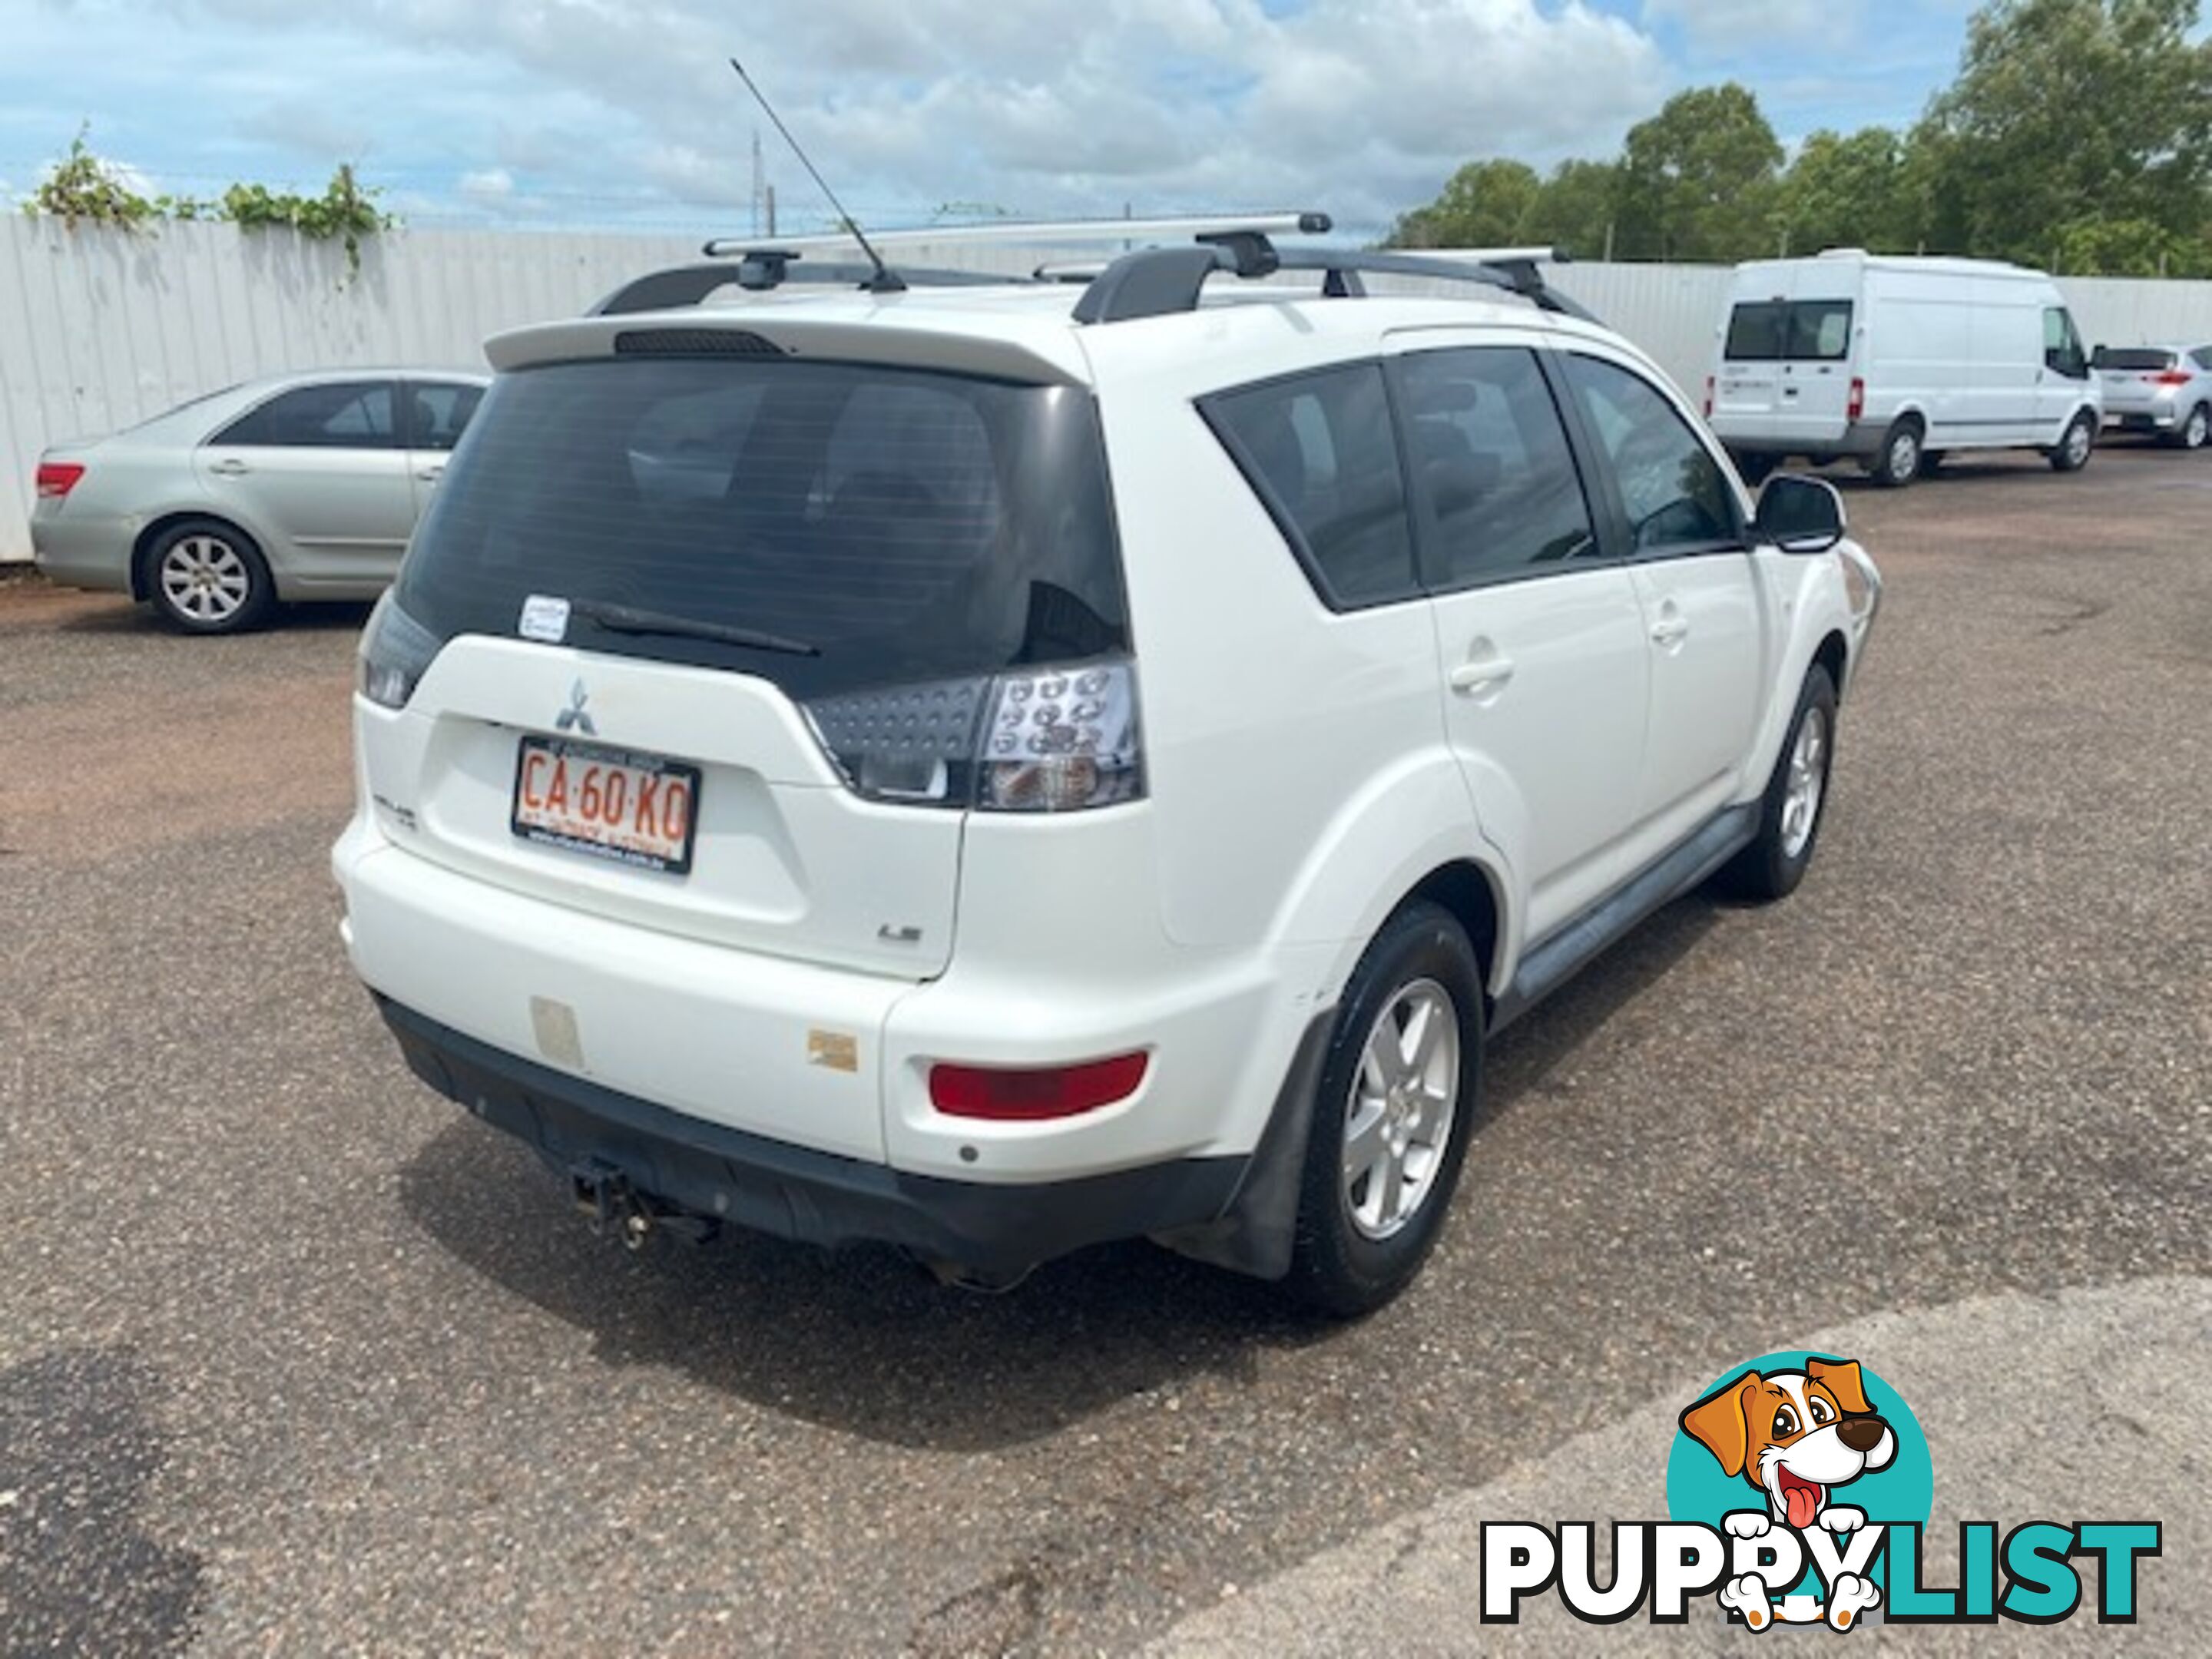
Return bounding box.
[25,128,394,274]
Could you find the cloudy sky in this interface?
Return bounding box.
[2,0,1982,238]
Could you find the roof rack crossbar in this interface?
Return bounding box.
[590,253,1038,316]
[1071,240,1597,326]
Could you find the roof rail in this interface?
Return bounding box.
[589,252,1035,316]
[1071,240,1597,326]
[702,210,1332,257]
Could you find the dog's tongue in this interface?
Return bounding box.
[1785,1483,1821,1530]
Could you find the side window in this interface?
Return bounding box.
[2043,308,2088,379]
[216,381,398,449]
[2194,347,2212,373]
[406,382,485,452]
[1204,363,1418,609]
[1398,347,1597,588]
[1561,355,1739,556]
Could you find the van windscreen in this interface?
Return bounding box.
[391,356,1128,700]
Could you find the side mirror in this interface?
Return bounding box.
[1754,474,1846,555]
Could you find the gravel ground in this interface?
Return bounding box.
[1,443,2207,1655]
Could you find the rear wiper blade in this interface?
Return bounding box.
[568,598,820,657]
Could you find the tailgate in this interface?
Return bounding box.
[363,636,960,979]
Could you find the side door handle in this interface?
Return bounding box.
[1650,612,1690,649]
[414,464,446,483]
[206,457,250,478]
[1449,656,1516,696]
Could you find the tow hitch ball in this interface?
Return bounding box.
[568,1160,718,1251]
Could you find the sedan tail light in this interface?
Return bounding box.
[2150,369,2192,386]
[929,1052,1150,1121]
[35,462,84,500]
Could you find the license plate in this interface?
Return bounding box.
[511,736,700,875]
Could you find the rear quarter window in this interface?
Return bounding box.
[1200,363,1419,611]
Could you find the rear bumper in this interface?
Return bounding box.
[29,510,134,593]
[1716,421,1883,461]
[377,995,1246,1273]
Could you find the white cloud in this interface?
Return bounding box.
[1641,0,1833,47]
[155,0,1669,231]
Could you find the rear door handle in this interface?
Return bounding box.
[1651,614,1690,648]
[207,458,250,477]
[1449,657,1516,695]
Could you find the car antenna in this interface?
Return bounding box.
[730,59,905,294]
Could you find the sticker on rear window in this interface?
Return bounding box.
[519,594,571,644]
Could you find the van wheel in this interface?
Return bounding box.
[1866,421,1921,488]
[2048,412,2096,472]
[1717,666,1838,903]
[2173,404,2210,451]
[1285,902,1482,1318]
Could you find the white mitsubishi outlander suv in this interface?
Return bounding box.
[333,224,1881,1314]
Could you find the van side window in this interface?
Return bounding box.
[2043,309,2088,379]
[1562,356,1739,556]
[1204,363,1419,610]
[1398,347,1598,588]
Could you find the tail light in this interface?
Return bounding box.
[803,658,1142,813]
[357,594,443,710]
[1846,377,1866,422]
[2150,369,2191,386]
[929,1052,1149,1121]
[35,462,84,500]
[1701,376,1714,419]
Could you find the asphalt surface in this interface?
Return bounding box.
[1,442,2207,1655]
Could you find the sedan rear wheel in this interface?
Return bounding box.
[2181,403,2210,452]
[147,519,274,634]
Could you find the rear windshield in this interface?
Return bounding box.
[2091,347,2176,371]
[1724,300,1853,363]
[393,356,1127,699]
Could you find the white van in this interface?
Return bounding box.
[1707,251,2101,487]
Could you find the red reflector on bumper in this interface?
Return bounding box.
[929,1052,1149,1121]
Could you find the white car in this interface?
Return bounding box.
[1708,250,2101,487]
[333,227,1881,1313]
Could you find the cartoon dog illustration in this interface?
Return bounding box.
[1681,1356,1897,1631]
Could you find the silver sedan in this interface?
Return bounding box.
[31,369,488,633]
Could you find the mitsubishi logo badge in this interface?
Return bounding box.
[555,679,596,736]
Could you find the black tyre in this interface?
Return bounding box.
[1866,420,1922,488]
[2171,403,2210,452]
[1286,902,1482,1318]
[2048,411,2096,472]
[144,518,275,634]
[1717,665,1838,903]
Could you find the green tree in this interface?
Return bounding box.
[1917,0,2212,270]
[1615,83,1784,261]
[1520,160,1623,260]
[1777,127,1910,255]
[1386,159,1542,249]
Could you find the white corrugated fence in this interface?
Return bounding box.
[6,217,2212,563]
